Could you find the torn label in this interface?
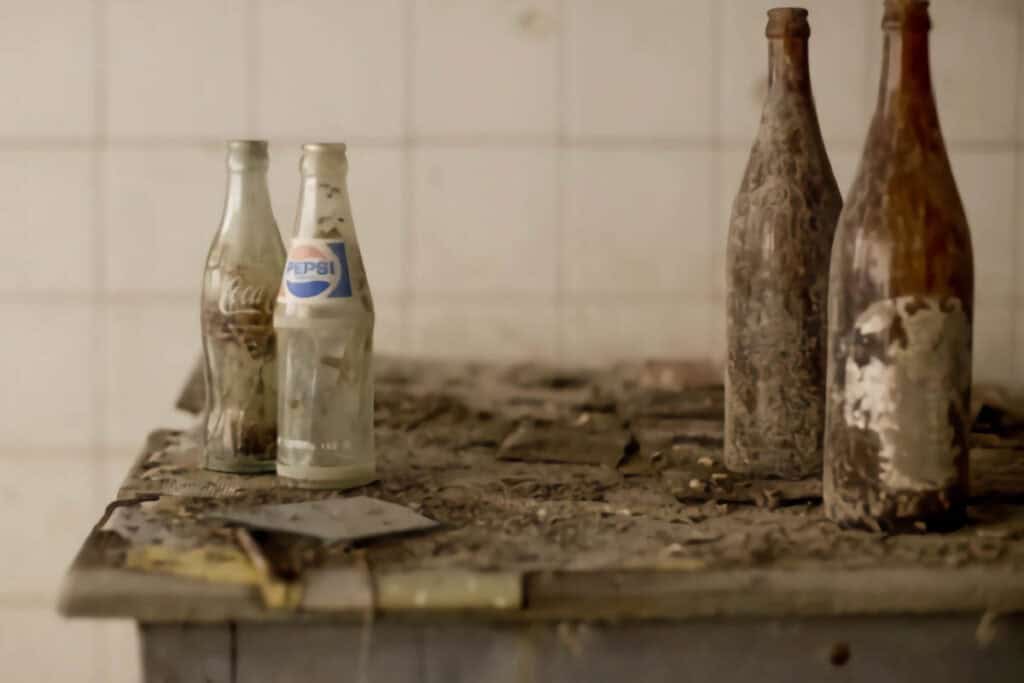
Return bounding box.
[843,296,970,491]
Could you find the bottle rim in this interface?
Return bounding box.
[883,0,931,31]
[302,142,348,155]
[766,7,810,39]
[226,140,269,170]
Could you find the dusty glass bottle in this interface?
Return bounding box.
[275,143,376,489]
[201,140,286,472]
[824,0,973,532]
[725,8,842,479]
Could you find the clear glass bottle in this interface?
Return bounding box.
[725,8,842,479]
[824,0,973,531]
[201,140,286,473]
[275,143,376,489]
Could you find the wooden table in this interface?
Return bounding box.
[61,360,1024,682]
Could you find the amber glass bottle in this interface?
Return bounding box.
[725,8,841,479]
[824,0,973,531]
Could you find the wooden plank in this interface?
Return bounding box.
[531,616,1024,683]
[141,616,1024,683]
[141,624,232,683]
[235,622,423,683]
[300,568,373,612]
[376,570,522,611]
[524,567,1024,620]
[59,568,270,623]
[422,624,537,683]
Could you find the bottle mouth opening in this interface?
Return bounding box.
[883,0,931,30]
[302,142,348,156]
[765,7,810,39]
[228,139,268,152]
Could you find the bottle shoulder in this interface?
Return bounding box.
[736,95,841,211]
[728,143,842,263]
[830,146,973,307]
[836,139,969,246]
[751,89,831,152]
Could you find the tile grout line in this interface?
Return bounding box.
[554,0,568,363]
[864,0,876,126]
[399,0,416,353]
[1010,1,1023,383]
[0,289,732,307]
[91,0,109,469]
[245,0,261,135]
[89,2,112,681]
[0,135,1014,151]
[708,0,724,365]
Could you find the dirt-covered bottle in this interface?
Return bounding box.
[824,0,973,532]
[725,8,842,479]
[275,143,376,489]
[201,140,286,473]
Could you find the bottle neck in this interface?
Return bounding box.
[222,168,274,227]
[294,167,356,240]
[876,24,940,129]
[767,37,812,96]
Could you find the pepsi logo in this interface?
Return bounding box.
[285,244,337,298]
[281,240,353,302]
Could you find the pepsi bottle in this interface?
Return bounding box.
[201,140,286,473]
[275,143,376,489]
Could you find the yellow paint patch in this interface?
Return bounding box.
[124,544,303,609]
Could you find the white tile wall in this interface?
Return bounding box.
[563,298,714,363]
[412,146,558,295]
[1,1,1021,680]
[373,294,406,356]
[106,0,249,139]
[411,297,558,361]
[103,144,225,296]
[950,149,1016,303]
[0,149,96,294]
[975,303,1015,385]
[0,607,104,683]
[564,147,713,296]
[413,0,560,138]
[566,0,715,139]
[0,1,95,138]
[98,622,143,683]
[0,304,96,448]
[256,0,406,140]
[0,454,102,600]
[928,0,1019,144]
[104,303,198,449]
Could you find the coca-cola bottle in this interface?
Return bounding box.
[725,8,841,479]
[201,140,286,473]
[824,0,973,531]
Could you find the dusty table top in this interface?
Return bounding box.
[61,359,1024,623]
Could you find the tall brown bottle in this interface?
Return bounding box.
[725,8,841,478]
[824,0,973,532]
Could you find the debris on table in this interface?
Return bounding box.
[498,416,636,468]
[211,497,440,544]
[63,358,1024,622]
